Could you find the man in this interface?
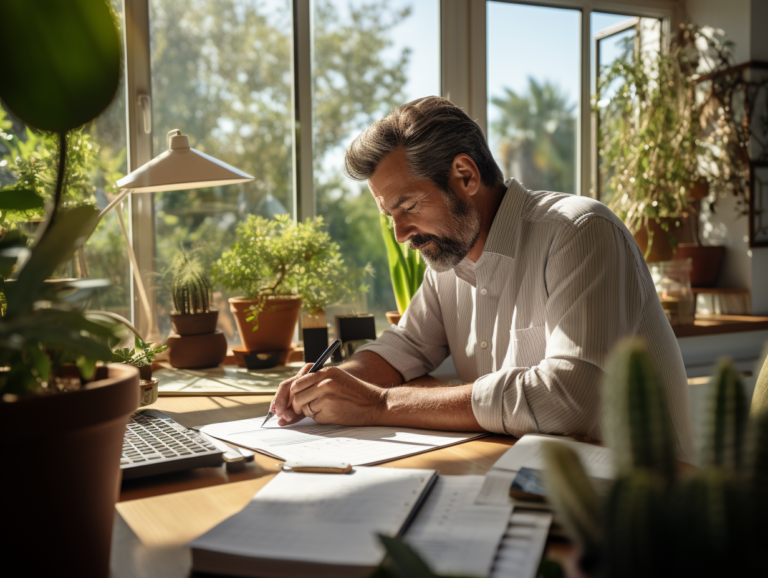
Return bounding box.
[270,96,696,463]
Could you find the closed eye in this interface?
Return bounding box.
[405,203,417,212]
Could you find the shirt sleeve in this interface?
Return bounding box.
[355,269,450,382]
[471,216,647,438]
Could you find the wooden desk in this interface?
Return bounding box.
[112,394,551,577]
[672,313,768,338]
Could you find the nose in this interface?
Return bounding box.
[392,216,416,244]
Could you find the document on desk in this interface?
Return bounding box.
[490,511,553,578]
[403,475,512,578]
[189,467,438,578]
[199,416,486,466]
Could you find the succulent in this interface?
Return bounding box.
[543,340,767,577]
[171,253,212,315]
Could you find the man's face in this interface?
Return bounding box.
[368,148,481,272]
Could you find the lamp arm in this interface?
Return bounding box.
[99,187,132,220]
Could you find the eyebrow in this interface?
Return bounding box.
[381,195,413,216]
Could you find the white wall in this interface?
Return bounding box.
[687,0,768,313]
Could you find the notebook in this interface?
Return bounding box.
[189,467,438,578]
[200,415,486,466]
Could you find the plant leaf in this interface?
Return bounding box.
[376,535,437,578]
[0,188,45,211]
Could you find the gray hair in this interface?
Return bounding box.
[344,96,504,190]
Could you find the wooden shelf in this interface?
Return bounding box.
[673,313,768,338]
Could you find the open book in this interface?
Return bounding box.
[189,467,438,578]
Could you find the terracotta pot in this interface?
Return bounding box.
[138,364,152,380]
[385,311,402,325]
[167,331,228,369]
[674,244,725,287]
[170,310,219,336]
[229,296,302,352]
[0,364,140,578]
[632,216,696,263]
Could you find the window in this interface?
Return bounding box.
[487,2,581,194]
[312,0,440,330]
[0,0,130,320]
[149,0,295,343]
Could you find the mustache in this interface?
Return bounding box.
[408,234,441,251]
[409,233,466,255]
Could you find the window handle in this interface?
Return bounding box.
[138,93,151,134]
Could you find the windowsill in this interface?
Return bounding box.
[673,313,768,338]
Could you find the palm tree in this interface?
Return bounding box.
[491,78,577,194]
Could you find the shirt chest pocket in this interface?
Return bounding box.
[506,325,546,369]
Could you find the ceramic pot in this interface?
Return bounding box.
[170,310,219,336]
[167,331,228,369]
[673,244,725,287]
[385,311,402,325]
[229,296,302,353]
[0,364,140,578]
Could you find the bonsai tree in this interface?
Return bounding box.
[213,213,363,324]
[598,23,754,256]
[171,252,212,315]
[542,340,768,577]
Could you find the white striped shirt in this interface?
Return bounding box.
[359,179,696,464]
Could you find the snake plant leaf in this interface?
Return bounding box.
[602,339,676,483]
[0,188,45,211]
[0,0,121,133]
[379,214,425,314]
[376,535,438,578]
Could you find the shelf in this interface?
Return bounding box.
[673,313,768,338]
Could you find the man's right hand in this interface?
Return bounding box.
[270,363,314,426]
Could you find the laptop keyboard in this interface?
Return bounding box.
[121,409,223,478]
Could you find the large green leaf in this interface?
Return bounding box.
[0,0,121,133]
[0,188,45,211]
[5,206,100,314]
[377,535,437,578]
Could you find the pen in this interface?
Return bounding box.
[261,338,342,428]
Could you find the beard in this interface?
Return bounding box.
[409,189,481,272]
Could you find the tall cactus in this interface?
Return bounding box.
[699,359,750,470]
[172,253,212,315]
[602,339,676,483]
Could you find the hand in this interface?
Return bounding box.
[289,366,387,426]
[270,363,314,426]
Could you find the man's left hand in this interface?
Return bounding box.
[288,366,388,425]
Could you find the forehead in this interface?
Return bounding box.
[368,147,436,210]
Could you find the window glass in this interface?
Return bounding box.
[0,0,130,319]
[149,0,294,343]
[487,2,580,194]
[312,0,440,332]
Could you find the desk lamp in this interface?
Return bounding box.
[100,129,254,341]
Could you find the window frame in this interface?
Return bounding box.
[120,0,676,335]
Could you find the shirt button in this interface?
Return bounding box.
[480,341,488,349]
[480,288,487,295]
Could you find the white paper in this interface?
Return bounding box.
[200,416,486,466]
[475,469,517,505]
[404,476,512,577]
[491,434,613,480]
[189,467,435,567]
[491,511,553,578]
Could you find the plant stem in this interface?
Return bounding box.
[37,131,67,245]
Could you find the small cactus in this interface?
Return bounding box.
[602,339,676,483]
[699,359,749,470]
[171,253,212,315]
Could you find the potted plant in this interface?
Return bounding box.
[598,24,747,280]
[542,341,767,577]
[213,213,351,355]
[380,214,426,325]
[166,252,227,368]
[112,334,168,380]
[0,3,140,577]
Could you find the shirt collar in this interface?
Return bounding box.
[482,178,527,260]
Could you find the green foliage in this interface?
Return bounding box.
[598,24,751,255]
[213,214,366,317]
[542,343,768,577]
[490,78,577,194]
[380,214,426,315]
[0,207,120,395]
[171,252,212,315]
[112,335,168,368]
[0,0,121,134]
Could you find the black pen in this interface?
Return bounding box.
[261,338,342,428]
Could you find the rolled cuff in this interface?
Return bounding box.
[471,371,512,434]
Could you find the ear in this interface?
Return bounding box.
[448,153,481,197]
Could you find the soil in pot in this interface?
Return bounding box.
[171,310,219,336]
[229,296,302,352]
[0,364,140,578]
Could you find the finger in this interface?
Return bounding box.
[301,397,324,419]
[290,366,334,397]
[273,363,313,414]
[293,379,331,412]
[277,411,305,426]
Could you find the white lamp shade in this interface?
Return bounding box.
[116,132,254,193]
